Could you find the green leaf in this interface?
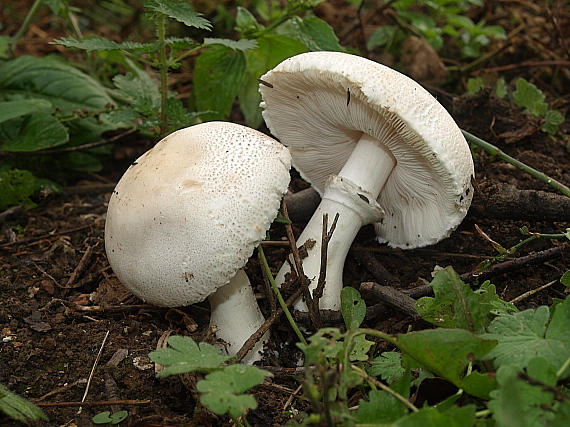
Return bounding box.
[542,109,565,134]
[512,78,548,117]
[367,351,406,384]
[0,111,68,152]
[113,70,161,114]
[482,297,570,377]
[202,38,258,51]
[0,55,119,143]
[194,45,246,121]
[0,99,52,124]
[394,405,477,427]
[354,389,408,423]
[297,328,345,366]
[275,16,344,51]
[110,410,129,424]
[0,383,47,423]
[341,286,366,330]
[487,362,559,427]
[142,0,211,30]
[560,271,570,288]
[238,34,306,128]
[197,364,272,418]
[394,329,497,399]
[53,35,155,52]
[235,7,264,34]
[0,169,37,210]
[92,411,113,424]
[416,267,517,333]
[149,335,233,377]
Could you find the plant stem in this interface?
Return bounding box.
[462,130,570,198]
[156,14,169,134]
[10,0,44,54]
[257,245,308,346]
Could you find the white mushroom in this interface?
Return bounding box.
[259,51,474,311]
[105,122,291,363]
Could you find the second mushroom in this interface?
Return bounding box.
[259,51,475,311]
[105,122,291,363]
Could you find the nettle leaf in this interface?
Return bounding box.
[113,70,161,114]
[202,38,258,51]
[482,297,570,377]
[197,364,272,418]
[149,335,233,377]
[0,169,37,210]
[194,45,246,121]
[238,34,306,128]
[512,78,548,117]
[416,267,517,333]
[341,286,366,330]
[275,16,344,52]
[53,36,155,53]
[235,7,264,34]
[395,329,497,399]
[142,0,211,30]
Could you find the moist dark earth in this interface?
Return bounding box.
[1,1,569,426]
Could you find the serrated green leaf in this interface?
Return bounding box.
[197,364,272,418]
[238,34,306,128]
[367,351,406,384]
[149,335,233,377]
[542,109,565,134]
[194,45,246,121]
[416,267,516,333]
[142,0,211,30]
[297,328,345,366]
[113,70,161,114]
[354,389,408,423]
[202,38,258,51]
[482,297,570,377]
[395,329,497,399]
[52,36,155,52]
[488,363,559,427]
[513,78,548,117]
[275,16,344,52]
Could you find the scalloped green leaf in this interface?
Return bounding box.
[149,335,233,377]
[142,0,211,30]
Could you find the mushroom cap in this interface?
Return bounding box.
[105,122,291,306]
[259,51,474,249]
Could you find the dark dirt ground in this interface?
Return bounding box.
[1,0,570,426]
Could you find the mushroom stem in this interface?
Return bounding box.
[277,133,397,311]
[208,269,269,364]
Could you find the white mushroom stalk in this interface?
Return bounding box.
[260,51,475,312]
[105,122,291,363]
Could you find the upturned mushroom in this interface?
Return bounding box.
[259,51,474,311]
[105,122,291,363]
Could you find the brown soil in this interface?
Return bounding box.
[1,1,569,426]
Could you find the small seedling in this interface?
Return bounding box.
[92,410,128,425]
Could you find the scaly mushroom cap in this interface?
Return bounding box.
[259,51,474,249]
[105,122,291,306]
